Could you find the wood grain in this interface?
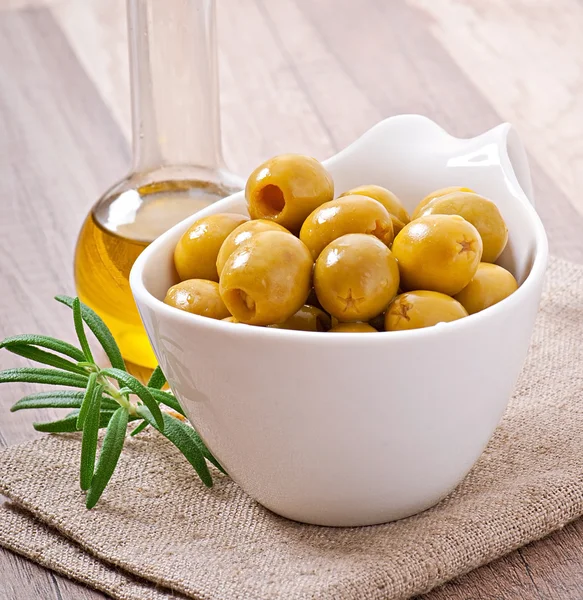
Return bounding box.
[409,0,583,218]
[0,0,582,599]
[0,6,125,599]
[0,546,105,600]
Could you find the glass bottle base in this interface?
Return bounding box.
[74,176,242,369]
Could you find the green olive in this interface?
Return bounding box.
[392,214,482,295]
[219,230,313,325]
[164,279,230,319]
[300,195,394,259]
[420,192,508,263]
[174,213,249,282]
[314,233,400,322]
[339,185,409,234]
[269,305,332,332]
[454,263,518,314]
[216,219,290,276]
[246,154,334,232]
[329,322,377,333]
[412,186,474,220]
[385,291,468,331]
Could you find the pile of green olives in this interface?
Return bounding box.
[164,154,518,332]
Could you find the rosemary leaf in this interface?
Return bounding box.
[86,407,129,509]
[5,344,87,375]
[147,366,167,390]
[0,367,89,388]
[138,407,213,487]
[33,410,115,433]
[130,420,149,437]
[55,296,126,372]
[77,372,98,429]
[188,427,227,476]
[0,334,85,362]
[148,388,185,417]
[11,390,117,412]
[80,383,102,490]
[73,297,94,363]
[101,368,164,431]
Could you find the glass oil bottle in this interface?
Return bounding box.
[75,0,241,369]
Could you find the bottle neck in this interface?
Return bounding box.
[127,0,224,174]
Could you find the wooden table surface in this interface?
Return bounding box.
[1,0,583,598]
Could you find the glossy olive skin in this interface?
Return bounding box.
[392,214,482,295]
[411,186,474,220]
[385,291,468,331]
[216,219,290,275]
[421,192,508,263]
[164,279,230,320]
[329,322,377,333]
[300,195,394,259]
[340,185,409,234]
[454,263,518,314]
[174,213,249,282]
[246,154,334,232]
[219,230,313,325]
[269,305,332,332]
[314,233,400,322]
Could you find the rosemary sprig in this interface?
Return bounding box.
[0,295,224,508]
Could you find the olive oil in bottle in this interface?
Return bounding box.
[75,181,236,369]
[74,0,242,369]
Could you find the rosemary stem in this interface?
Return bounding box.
[97,374,136,415]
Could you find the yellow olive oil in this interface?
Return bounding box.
[75,180,235,369]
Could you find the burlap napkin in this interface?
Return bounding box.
[1,255,583,600]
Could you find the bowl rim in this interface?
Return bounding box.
[130,123,549,345]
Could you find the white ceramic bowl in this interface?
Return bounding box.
[130,115,548,527]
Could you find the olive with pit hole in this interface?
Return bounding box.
[246,154,334,232]
[219,230,313,325]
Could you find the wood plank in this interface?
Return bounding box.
[407,0,583,218]
[0,545,106,600]
[0,7,126,600]
[0,545,60,600]
[0,0,61,9]
[515,519,583,599]
[256,0,382,153]
[214,0,336,171]
[0,5,129,444]
[423,519,583,600]
[51,0,337,178]
[50,0,130,140]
